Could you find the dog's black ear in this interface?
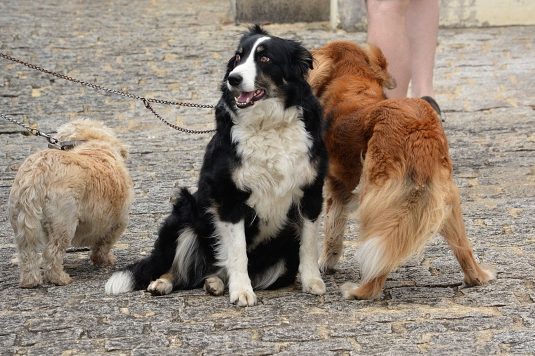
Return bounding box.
[293,43,314,77]
[224,54,237,78]
[248,24,269,36]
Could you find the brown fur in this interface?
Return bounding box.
[308,41,494,299]
[8,119,134,288]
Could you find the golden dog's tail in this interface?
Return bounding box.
[356,175,449,285]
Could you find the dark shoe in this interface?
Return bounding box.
[421,96,444,122]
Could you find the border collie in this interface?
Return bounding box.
[105,25,327,306]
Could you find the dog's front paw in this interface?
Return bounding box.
[147,278,173,296]
[46,271,73,286]
[204,276,225,296]
[229,289,257,307]
[302,277,326,295]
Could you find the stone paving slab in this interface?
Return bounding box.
[0,1,534,354]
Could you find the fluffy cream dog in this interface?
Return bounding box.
[8,119,134,288]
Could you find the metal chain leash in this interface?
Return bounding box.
[141,99,216,134]
[0,51,216,134]
[0,112,63,148]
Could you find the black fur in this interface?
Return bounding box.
[107,26,327,295]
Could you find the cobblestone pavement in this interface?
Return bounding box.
[1,1,534,354]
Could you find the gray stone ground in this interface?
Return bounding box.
[0,1,534,354]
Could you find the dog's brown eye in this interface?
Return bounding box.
[235,54,241,63]
[260,56,270,63]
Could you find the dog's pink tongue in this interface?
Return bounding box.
[237,91,254,103]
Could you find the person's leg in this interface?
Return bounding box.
[406,0,439,98]
[366,0,411,98]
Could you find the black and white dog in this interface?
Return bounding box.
[105,26,327,306]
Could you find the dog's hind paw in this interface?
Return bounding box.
[230,289,257,307]
[302,277,326,295]
[340,282,360,299]
[463,264,497,287]
[19,274,43,288]
[147,278,173,296]
[480,265,497,283]
[318,252,340,274]
[340,282,381,300]
[91,252,117,267]
[46,271,73,286]
[204,276,225,296]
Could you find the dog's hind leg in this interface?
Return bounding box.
[319,177,355,272]
[42,220,76,286]
[10,189,45,287]
[14,223,44,288]
[146,227,203,296]
[90,220,127,267]
[441,186,496,286]
[106,189,204,295]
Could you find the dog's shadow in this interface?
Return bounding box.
[62,249,116,283]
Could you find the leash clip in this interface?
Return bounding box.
[47,137,80,150]
[47,137,63,150]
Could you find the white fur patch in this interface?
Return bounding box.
[228,36,270,92]
[231,100,317,248]
[299,219,325,295]
[105,270,134,295]
[171,228,200,284]
[299,219,320,274]
[356,237,386,282]
[214,220,247,271]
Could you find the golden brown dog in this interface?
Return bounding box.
[308,41,495,299]
[8,119,134,288]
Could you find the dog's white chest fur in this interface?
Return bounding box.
[231,99,317,242]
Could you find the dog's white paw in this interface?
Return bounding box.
[204,276,225,296]
[302,276,326,295]
[147,278,173,296]
[230,289,257,307]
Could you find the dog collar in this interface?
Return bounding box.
[48,140,85,150]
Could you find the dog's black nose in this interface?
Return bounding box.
[227,73,243,87]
